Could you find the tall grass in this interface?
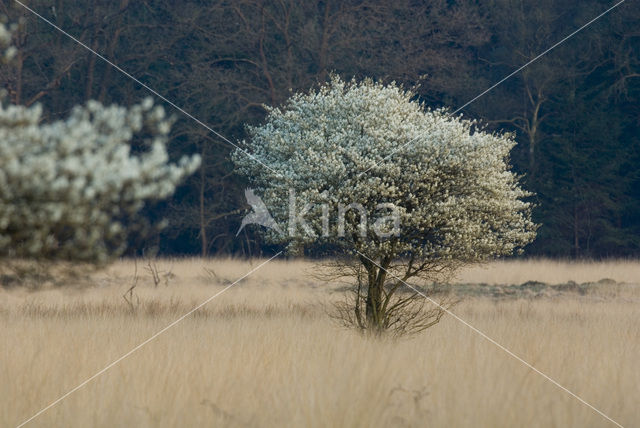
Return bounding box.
[1,258,638,427]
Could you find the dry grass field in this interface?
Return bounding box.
[1,258,639,427]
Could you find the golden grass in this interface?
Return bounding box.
[453,257,640,285]
[1,258,639,427]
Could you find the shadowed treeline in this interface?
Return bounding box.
[1,0,638,258]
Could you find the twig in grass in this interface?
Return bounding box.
[144,258,174,287]
[203,267,225,284]
[123,259,140,310]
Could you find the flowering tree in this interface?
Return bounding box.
[0,21,200,264]
[234,76,536,335]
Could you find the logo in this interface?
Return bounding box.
[236,188,401,239]
[236,188,283,236]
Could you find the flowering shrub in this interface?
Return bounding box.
[0,21,200,262]
[234,76,536,334]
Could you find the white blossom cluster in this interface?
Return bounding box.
[0,22,200,262]
[233,75,537,261]
[0,18,18,64]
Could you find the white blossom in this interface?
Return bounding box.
[233,75,537,263]
[0,20,200,261]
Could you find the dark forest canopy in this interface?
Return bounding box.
[1,0,638,258]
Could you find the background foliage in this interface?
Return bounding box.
[2,0,638,258]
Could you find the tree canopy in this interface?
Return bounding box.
[233,77,536,334]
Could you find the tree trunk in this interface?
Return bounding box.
[573,203,580,258]
[317,0,332,82]
[365,275,382,329]
[363,257,389,332]
[527,95,543,175]
[199,145,208,257]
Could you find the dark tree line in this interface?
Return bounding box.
[1,0,639,258]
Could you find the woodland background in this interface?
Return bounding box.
[2,0,638,258]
